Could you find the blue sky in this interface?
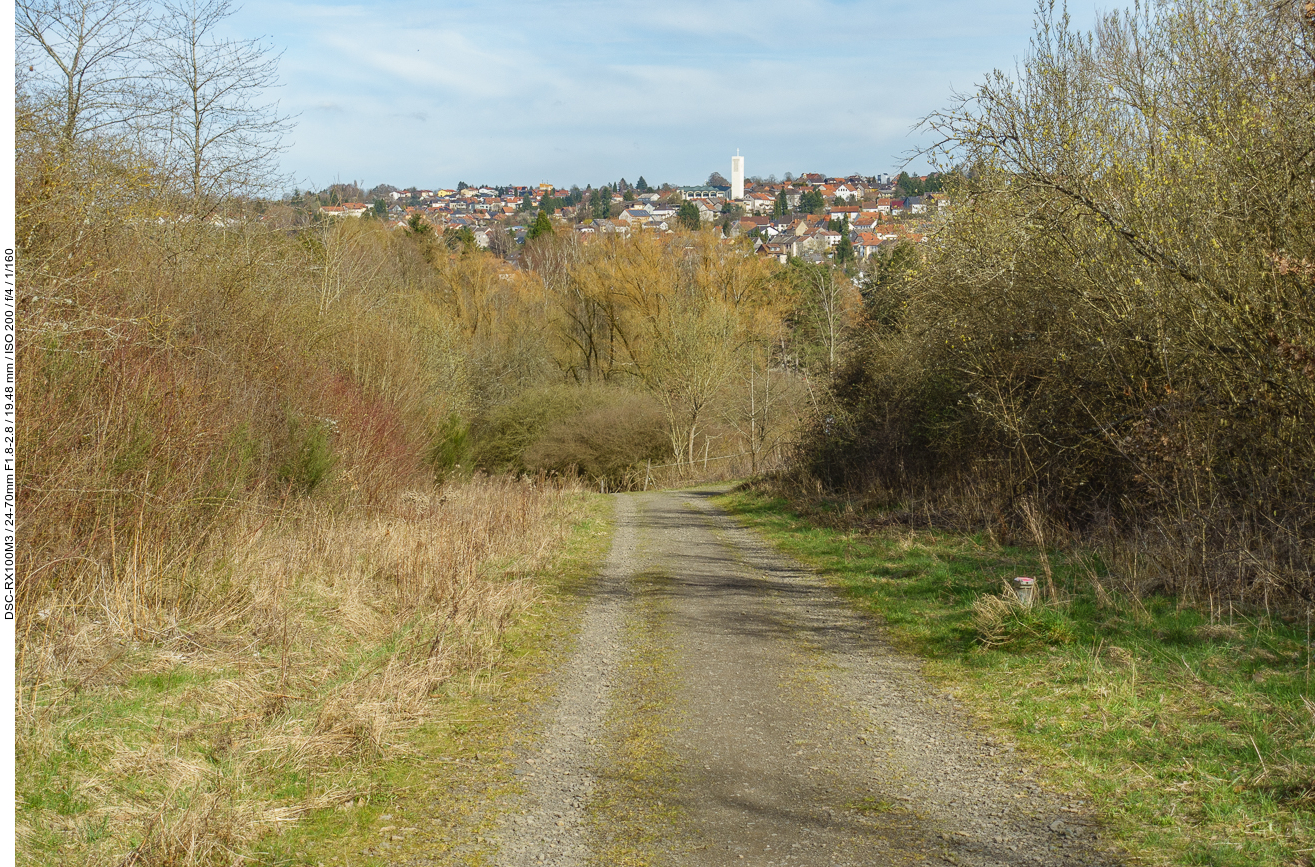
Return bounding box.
[228,0,1108,192]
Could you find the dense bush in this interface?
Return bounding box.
[15,108,468,610]
[797,0,1315,601]
[473,384,670,485]
[524,391,671,485]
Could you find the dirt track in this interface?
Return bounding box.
[490,487,1121,866]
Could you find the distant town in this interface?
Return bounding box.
[288,159,948,265]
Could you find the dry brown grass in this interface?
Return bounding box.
[16,476,591,867]
[12,114,613,866]
[970,591,1023,649]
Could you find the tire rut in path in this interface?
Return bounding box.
[494,488,1121,867]
[492,495,637,866]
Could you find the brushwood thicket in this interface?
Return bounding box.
[798,0,1315,602]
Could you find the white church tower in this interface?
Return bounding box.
[731,151,744,200]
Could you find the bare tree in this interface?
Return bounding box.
[147,0,292,203]
[724,348,800,474]
[486,224,517,259]
[642,299,741,472]
[790,261,857,375]
[16,0,150,144]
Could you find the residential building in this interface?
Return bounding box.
[677,186,723,201]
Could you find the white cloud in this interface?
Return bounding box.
[234,0,1109,189]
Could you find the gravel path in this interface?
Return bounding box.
[492,495,638,867]
[491,488,1121,867]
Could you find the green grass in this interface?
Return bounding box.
[587,570,687,867]
[256,495,616,867]
[16,491,616,867]
[716,488,1315,867]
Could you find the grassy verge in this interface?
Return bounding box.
[716,487,1315,867]
[258,490,615,867]
[17,481,613,867]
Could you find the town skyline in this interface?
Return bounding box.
[298,162,904,201]
[302,162,947,269]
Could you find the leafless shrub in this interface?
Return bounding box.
[796,0,1315,605]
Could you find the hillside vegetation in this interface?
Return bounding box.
[14,102,609,864]
[801,0,1315,605]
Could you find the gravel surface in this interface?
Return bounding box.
[490,487,1123,867]
[491,495,638,867]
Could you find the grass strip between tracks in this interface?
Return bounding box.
[586,569,686,867]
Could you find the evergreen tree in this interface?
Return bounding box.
[405,213,431,236]
[835,216,854,265]
[773,189,788,219]
[527,210,554,240]
[443,226,476,253]
[894,171,924,196]
[676,200,701,231]
[636,176,649,191]
[799,189,825,214]
[593,186,612,220]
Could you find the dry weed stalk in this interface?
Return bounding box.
[971,592,1021,649]
[1019,497,1056,602]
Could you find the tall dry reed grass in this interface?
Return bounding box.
[17,476,589,867]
